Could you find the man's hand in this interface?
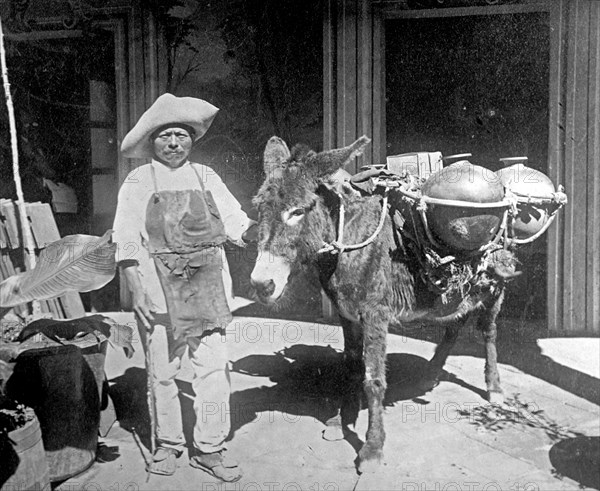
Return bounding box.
[131,289,155,330]
[242,221,259,244]
[121,264,155,330]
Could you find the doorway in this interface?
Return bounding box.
[1,28,116,235]
[1,27,119,310]
[385,12,550,320]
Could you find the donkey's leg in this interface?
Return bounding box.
[477,289,505,403]
[418,322,461,392]
[341,317,364,430]
[323,315,364,441]
[357,311,388,473]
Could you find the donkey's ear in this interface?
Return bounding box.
[264,136,291,175]
[308,135,371,177]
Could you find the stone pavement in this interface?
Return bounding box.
[56,313,600,491]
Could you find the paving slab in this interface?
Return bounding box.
[52,314,600,491]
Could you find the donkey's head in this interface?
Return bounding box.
[250,135,370,305]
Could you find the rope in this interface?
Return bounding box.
[397,180,567,251]
[423,195,511,209]
[512,189,568,206]
[398,187,512,210]
[417,199,507,256]
[318,189,390,254]
[509,211,559,245]
[317,174,567,255]
[398,185,567,210]
[416,199,446,251]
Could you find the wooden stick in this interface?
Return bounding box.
[0,17,40,317]
[136,311,156,478]
[131,427,151,468]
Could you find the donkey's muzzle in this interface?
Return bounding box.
[251,278,276,302]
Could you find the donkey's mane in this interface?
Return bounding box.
[289,143,315,162]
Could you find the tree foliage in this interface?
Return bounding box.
[148,0,324,191]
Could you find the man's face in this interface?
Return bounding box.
[152,126,193,168]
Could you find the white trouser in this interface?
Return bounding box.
[146,324,231,454]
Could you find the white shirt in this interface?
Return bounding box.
[112,159,252,312]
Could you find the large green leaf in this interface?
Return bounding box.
[0,230,116,308]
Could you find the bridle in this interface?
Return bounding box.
[318,187,391,255]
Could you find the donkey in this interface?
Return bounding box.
[250,136,517,473]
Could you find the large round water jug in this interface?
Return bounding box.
[422,161,505,251]
[496,163,555,240]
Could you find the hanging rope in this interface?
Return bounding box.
[0,16,41,317]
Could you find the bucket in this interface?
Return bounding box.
[7,337,107,482]
[1,415,50,491]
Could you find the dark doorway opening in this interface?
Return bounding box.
[1,28,119,311]
[1,28,116,237]
[385,12,550,320]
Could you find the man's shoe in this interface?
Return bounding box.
[148,447,179,476]
[189,449,242,482]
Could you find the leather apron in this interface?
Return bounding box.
[145,164,232,354]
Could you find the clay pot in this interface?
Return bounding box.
[496,163,555,240]
[422,161,505,251]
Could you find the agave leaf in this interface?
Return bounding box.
[0,230,116,308]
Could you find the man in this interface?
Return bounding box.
[113,93,254,481]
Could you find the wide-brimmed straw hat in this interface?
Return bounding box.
[121,93,219,158]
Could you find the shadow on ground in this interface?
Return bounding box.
[497,331,600,405]
[396,320,600,405]
[106,344,479,459]
[227,344,486,455]
[549,436,600,490]
[107,367,151,449]
[105,337,599,488]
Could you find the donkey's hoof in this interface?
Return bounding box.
[322,424,344,441]
[487,390,505,404]
[357,445,383,474]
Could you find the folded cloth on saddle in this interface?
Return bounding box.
[350,167,396,194]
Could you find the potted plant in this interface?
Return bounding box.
[1,359,50,490]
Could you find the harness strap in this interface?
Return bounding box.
[318,188,390,254]
[316,175,567,255]
[150,161,207,200]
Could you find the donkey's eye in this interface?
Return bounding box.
[282,208,305,226]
